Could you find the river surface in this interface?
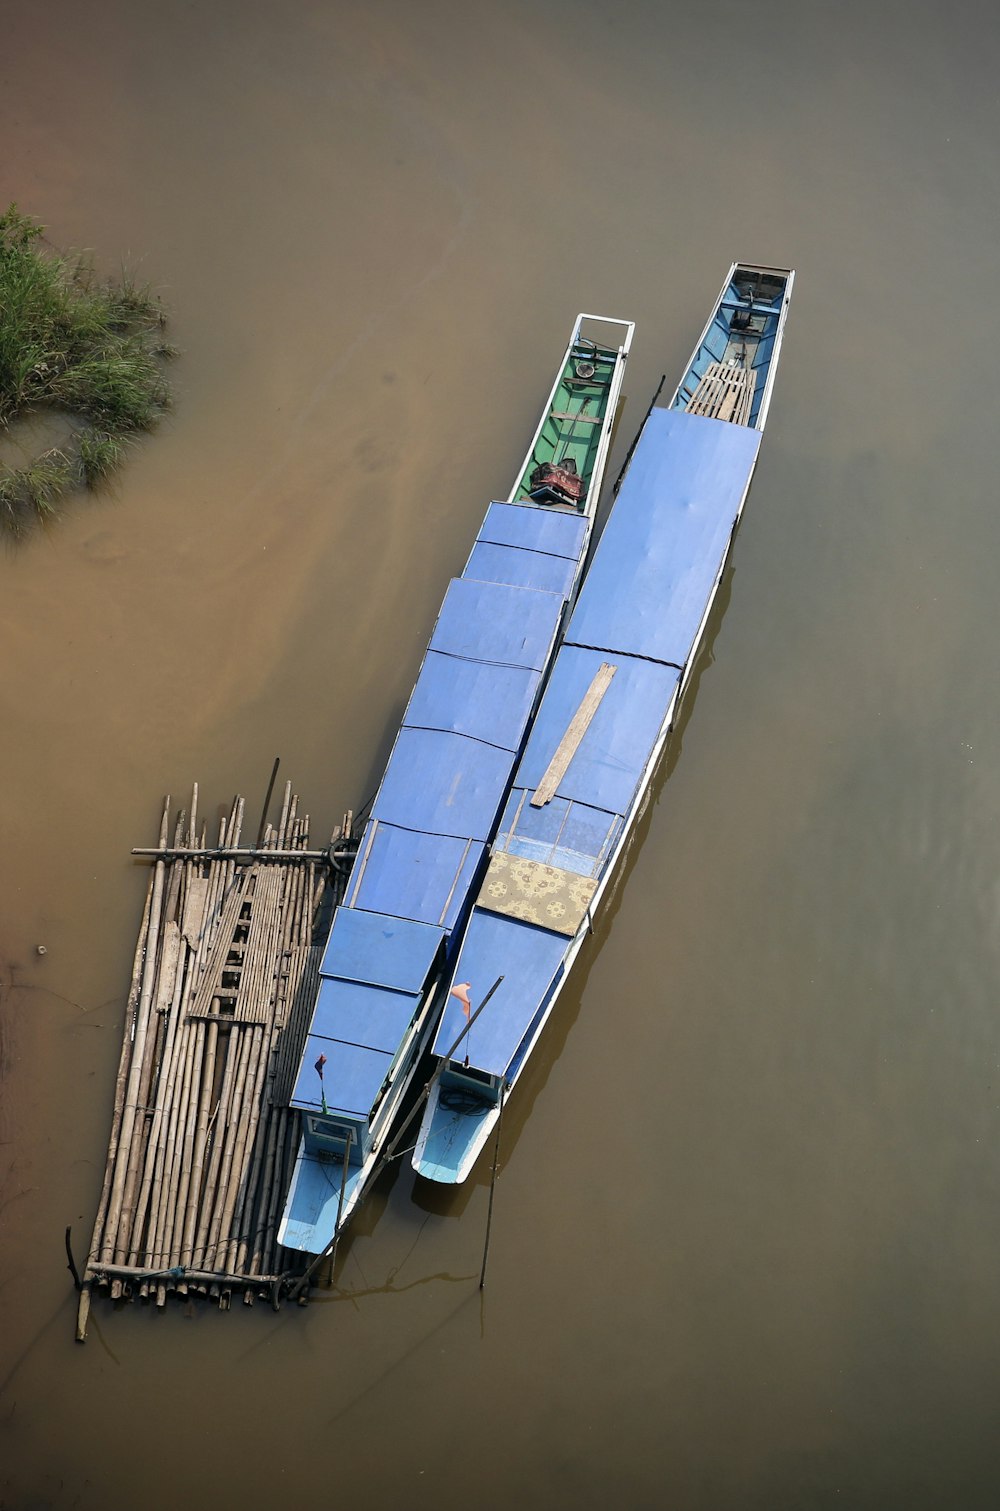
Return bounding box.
[4,2,1000,1507]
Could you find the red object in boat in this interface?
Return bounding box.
[529,459,587,507]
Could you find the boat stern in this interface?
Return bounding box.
[412,1067,502,1185]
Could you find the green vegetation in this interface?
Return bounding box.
[0,205,174,535]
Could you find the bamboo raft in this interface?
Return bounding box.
[76,782,355,1340]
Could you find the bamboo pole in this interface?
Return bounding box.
[218,1025,271,1273]
[248,1104,282,1276]
[179,1017,219,1267]
[77,831,159,1338]
[86,858,156,1228]
[127,923,187,1264]
[102,800,171,1267]
[202,1024,255,1269]
[131,847,331,861]
[166,1015,207,1286]
[87,1261,286,1288]
[190,1020,241,1268]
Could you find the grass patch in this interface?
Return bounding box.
[0,204,174,535]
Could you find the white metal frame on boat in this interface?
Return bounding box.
[506,313,635,508]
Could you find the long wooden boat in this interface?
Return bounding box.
[278,314,634,1253]
[412,262,794,1185]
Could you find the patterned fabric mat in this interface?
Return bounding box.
[477,850,596,937]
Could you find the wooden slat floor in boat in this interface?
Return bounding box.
[686,362,756,425]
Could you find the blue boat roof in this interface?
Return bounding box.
[514,646,682,815]
[430,577,563,671]
[292,909,445,1117]
[432,909,567,1076]
[465,540,577,598]
[293,495,591,1119]
[370,727,517,842]
[319,907,444,992]
[495,789,622,877]
[293,1030,399,1118]
[479,501,586,558]
[347,822,486,931]
[440,410,764,1080]
[566,408,760,668]
[312,977,420,1053]
[403,650,541,752]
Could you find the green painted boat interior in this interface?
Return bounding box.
[512,339,620,508]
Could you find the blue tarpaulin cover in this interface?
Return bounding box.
[478,501,586,559]
[370,728,517,842]
[433,910,567,1076]
[311,977,420,1054]
[348,822,486,931]
[514,645,682,815]
[319,907,443,992]
[465,541,577,598]
[292,496,590,1120]
[435,410,762,1078]
[429,577,563,671]
[403,650,541,752]
[567,408,760,668]
[292,1032,398,1117]
[495,789,622,875]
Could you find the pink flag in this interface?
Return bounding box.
[450,982,472,1017]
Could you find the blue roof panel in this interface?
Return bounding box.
[497,788,621,874]
[349,821,487,932]
[466,541,576,599]
[430,578,563,671]
[312,977,419,1054]
[514,645,682,815]
[403,650,541,752]
[292,1034,393,1117]
[479,501,587,560]
[566,409,760,668]
[431,909,567,1077]
[319,906,443,992]
[370,727,515,841]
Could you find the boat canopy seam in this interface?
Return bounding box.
[401,720,529,757]
[562,637,684,674]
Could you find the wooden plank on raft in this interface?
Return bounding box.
[531,662,616,807]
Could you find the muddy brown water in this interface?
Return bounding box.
[4,2,1000,1507]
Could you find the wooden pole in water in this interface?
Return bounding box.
[256,758,280,848]
[479,1081,508,1291]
